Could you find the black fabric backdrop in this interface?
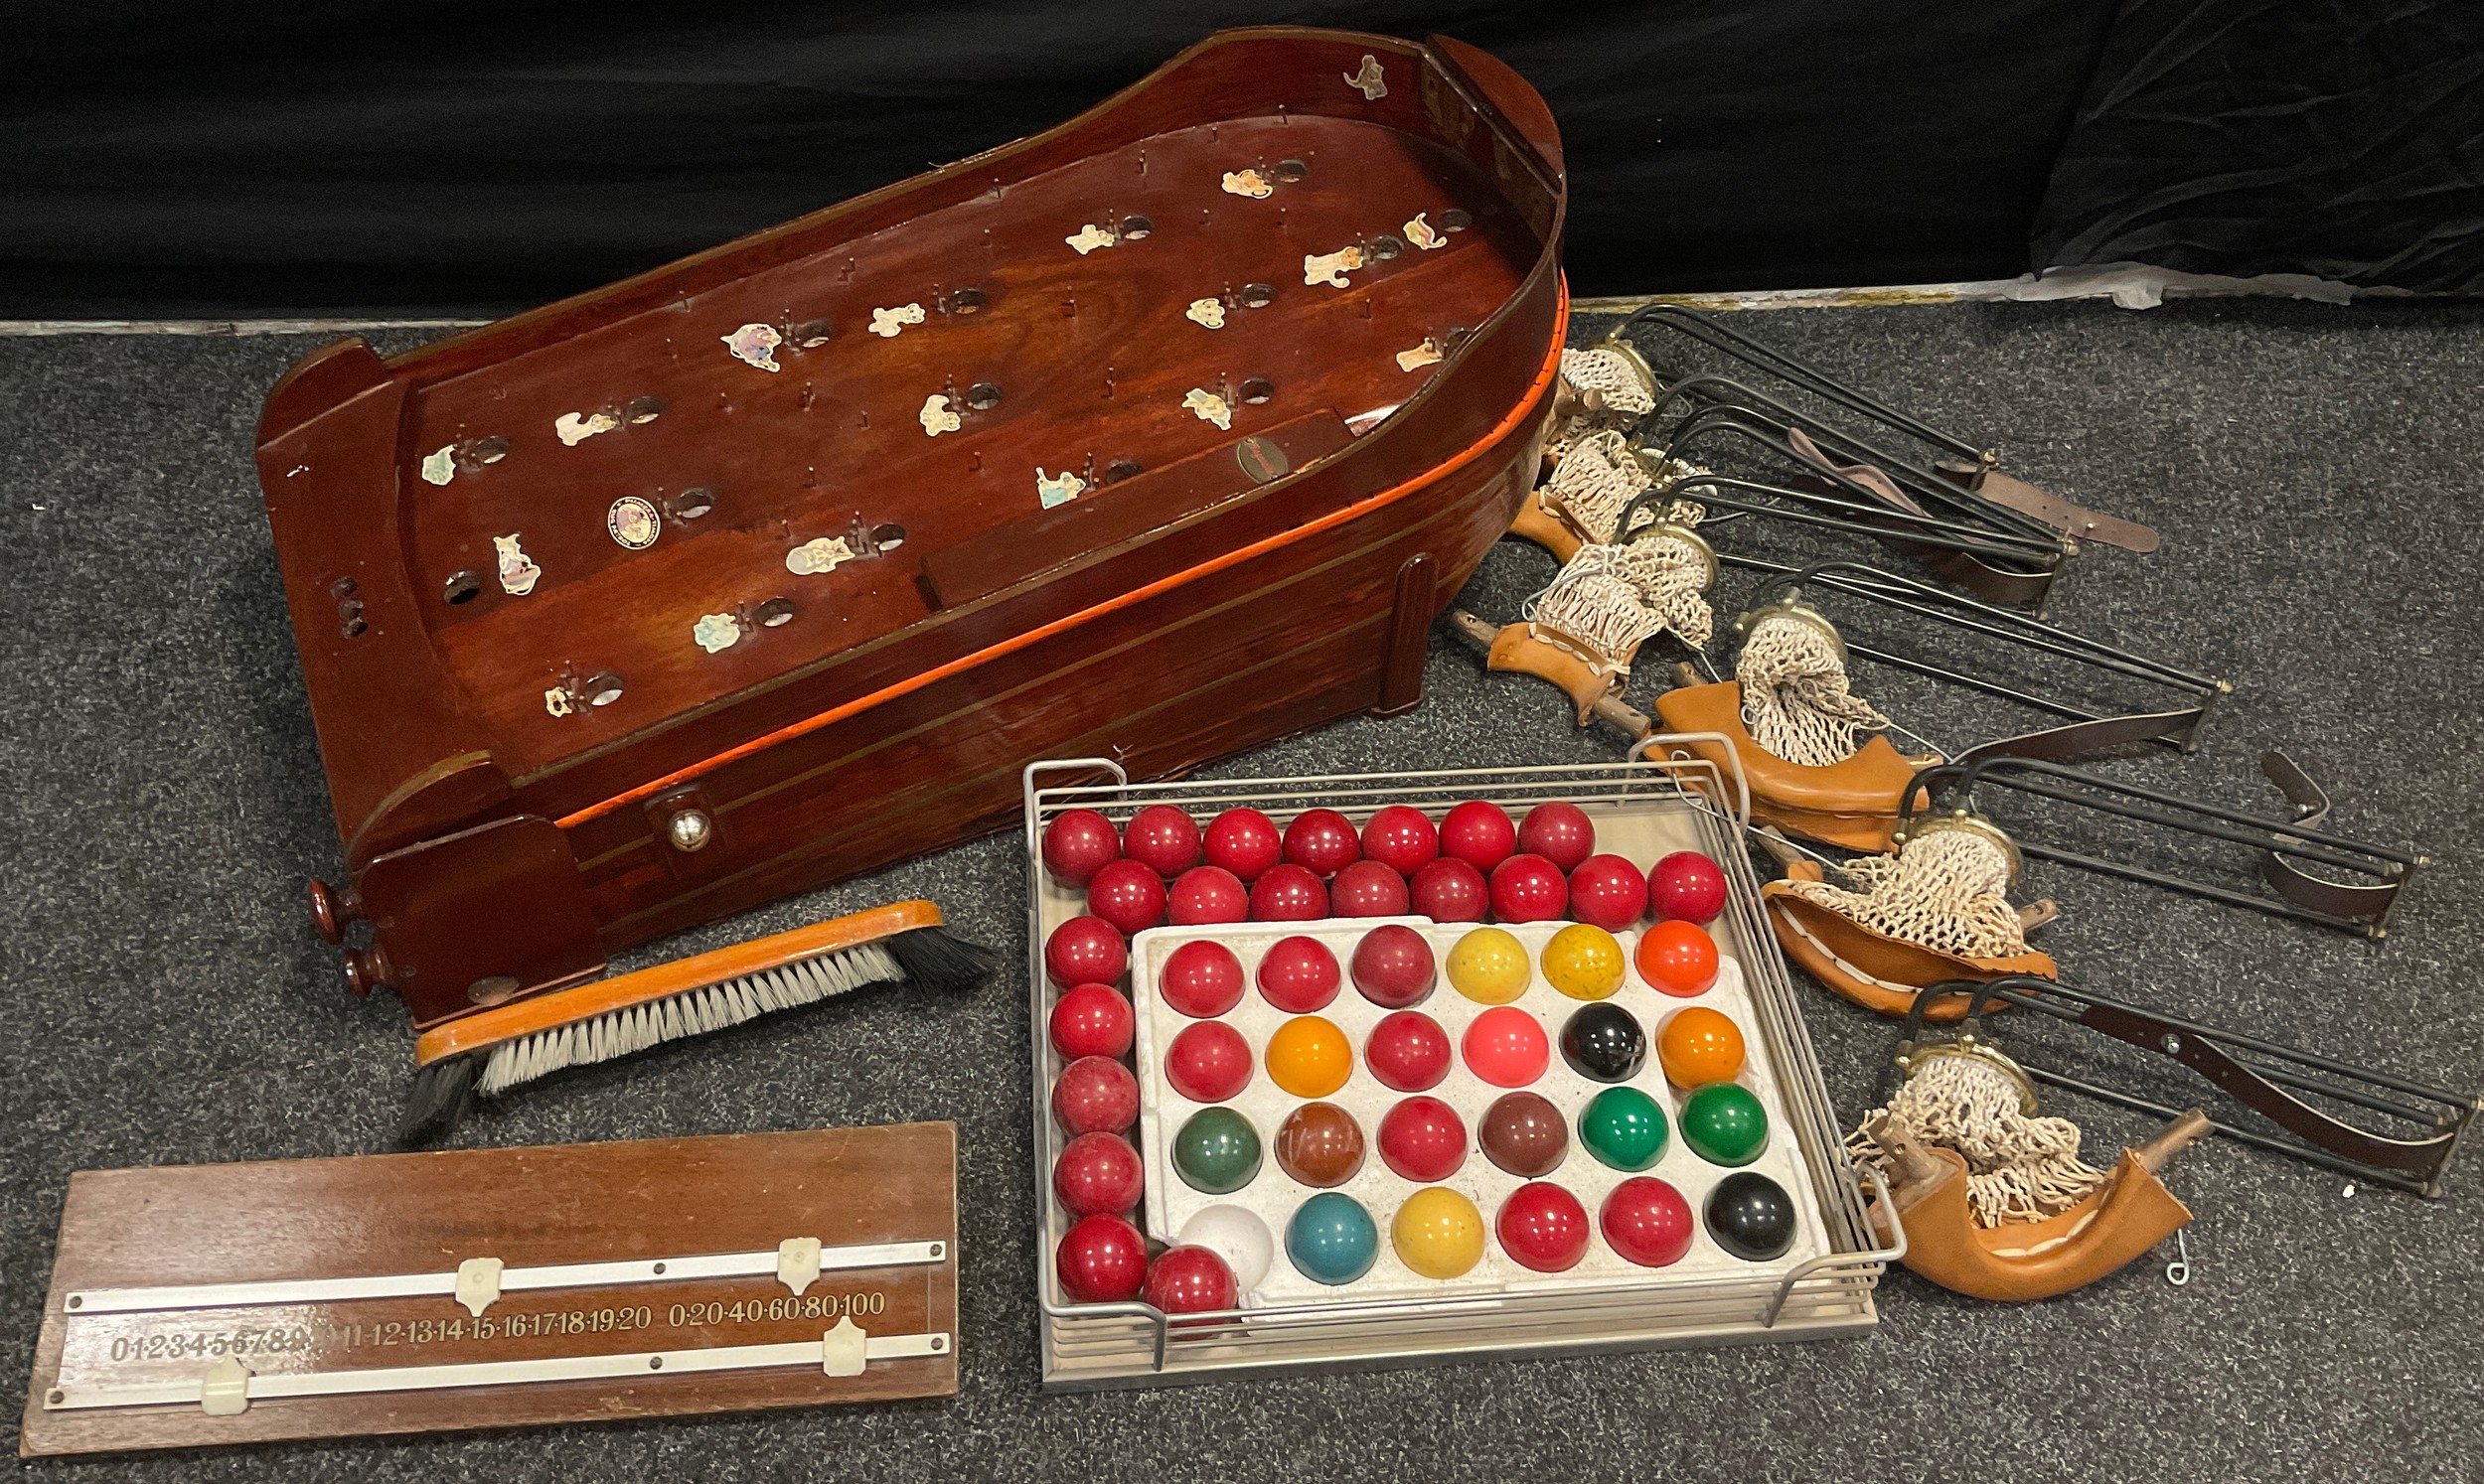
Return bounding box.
[2030,0,2484,292]
[0,1,2120,316]
[2,1,2476,316]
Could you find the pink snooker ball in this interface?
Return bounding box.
[1463,1005,1551,1087]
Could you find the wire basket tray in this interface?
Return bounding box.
[1023,741,1900,1389]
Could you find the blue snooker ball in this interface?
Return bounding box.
[1286,1192,1379,1285]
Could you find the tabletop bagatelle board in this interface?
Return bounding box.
[259,27,1568,1029]
[20,1123,959,1455]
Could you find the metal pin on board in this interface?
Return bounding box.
[2164,1229,2192,1287]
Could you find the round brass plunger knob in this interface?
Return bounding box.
[667,810,714,853]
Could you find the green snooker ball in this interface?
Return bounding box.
[1173,1107,1264,1194]
[1680,1083,1769,1166]
[1578,1086,1668,1171]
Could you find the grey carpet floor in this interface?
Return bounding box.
[3,299,2481,1481]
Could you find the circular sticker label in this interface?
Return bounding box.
[607,496,661,550]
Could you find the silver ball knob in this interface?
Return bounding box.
[666,810,714,853]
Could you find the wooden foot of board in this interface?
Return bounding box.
[1372,552,1438,716]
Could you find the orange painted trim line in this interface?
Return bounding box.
[557,278,1571,831]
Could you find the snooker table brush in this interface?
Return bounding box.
[401,900,996,1143]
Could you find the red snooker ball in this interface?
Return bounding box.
[1377,1095,1469,1182]
[1350,923,1436,1007]
[1409,856,1489,922]
[1635,919,1721,997]
[1249,863,1328,922]
[1488,853,1569,924]
[1052,1131,1145,1216]
[1650,850,1730,925]
[1048,982,1134,1060]
[1282,808,1361,876]
[1055,1213,1149,1302]
[1440,800,1518,873]
[1051,1055,1140,1135]
[1143,1244,1239,1315]
[1123,804,1201,877]
[1044,916,1126,987]
[1568,853,1649,933]
[1202,808,1283,881]
[1164,1020,1254,1103]
[1168,865,1250,926]
[1601,1176,1695,1267]
[1256,935,1341,1012]
[1330,859,1411,918]
[1087,858,1168,936]
[1041,809,1121,887]
[1497,1182,1592,1273]
[1518,802,1596,873]
[1360,805,1440,875]
[1160,940,1245,1017]
[1365,1010,1451,1093]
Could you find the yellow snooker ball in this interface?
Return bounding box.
[1392,1186,1485,1280]
[1541,923,1626,1000]
[1447,927,1530,1004]
[1265,1014,1353,1099]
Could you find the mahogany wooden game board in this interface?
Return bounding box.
[257,28,1568,1034]
[22,1124,959,1454]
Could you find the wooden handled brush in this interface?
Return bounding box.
[403,900,996,1145]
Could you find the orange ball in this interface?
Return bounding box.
[1635,920,1719,997]
[1657,1006,1745,1088]
[1265,1014,1353,1098]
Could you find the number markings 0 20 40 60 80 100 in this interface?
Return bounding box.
[93,1291,893,1366]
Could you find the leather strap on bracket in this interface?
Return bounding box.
[1973,469,2160,553]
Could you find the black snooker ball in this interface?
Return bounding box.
[1559,1002,1647,1084]
[1704,1171,1796,1261]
